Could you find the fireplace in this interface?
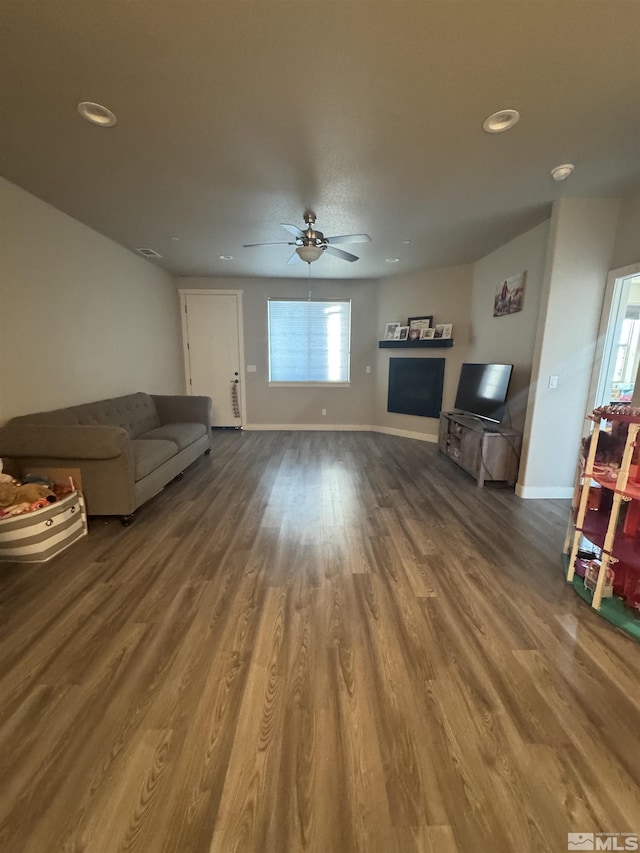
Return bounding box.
[387,357,445,418]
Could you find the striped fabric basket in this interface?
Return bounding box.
[0,491,87,563]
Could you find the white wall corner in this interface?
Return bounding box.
[516,483,574,500]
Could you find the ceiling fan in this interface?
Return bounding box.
[243,211,371,264]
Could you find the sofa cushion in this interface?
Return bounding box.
[140,422,207,451]
[9,392,161,439]
[132,439,178,481]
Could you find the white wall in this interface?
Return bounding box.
[518,197,621,498]
[0,178,184,423]
[611,185,640,270]
[5,172,635,482]
[470,220,550,431]
[375,264,473,440]
[175,276,378,427]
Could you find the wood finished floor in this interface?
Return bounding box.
[1,430,639,853]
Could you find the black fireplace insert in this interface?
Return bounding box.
[387,357,445,418]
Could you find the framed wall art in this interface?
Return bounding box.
[494,271,527,317]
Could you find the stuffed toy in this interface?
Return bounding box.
[19,483,57,505]
[0,482,18,508]
[0,482,57,510]
[0,460,18,486]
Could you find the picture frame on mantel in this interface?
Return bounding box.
[408,315,433,334]
[434,323,453,339]
[384,322,401,340]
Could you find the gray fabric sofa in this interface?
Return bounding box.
[0,392,211,521]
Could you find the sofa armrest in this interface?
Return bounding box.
[150,395,212,427]
[0,424,130,460]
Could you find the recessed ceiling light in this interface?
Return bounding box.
[219,255,234,261]
[482,109,520,134]
[402,240,411,245]
[550,163,575,181]
[77,101,117,127]
[170,235,180,241]
[385,257,400,264]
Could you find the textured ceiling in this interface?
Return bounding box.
[1,0,639,280]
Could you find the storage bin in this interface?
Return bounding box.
[0,491,87,562]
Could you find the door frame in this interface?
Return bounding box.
[179,288,247,428]
[585,262,640,416]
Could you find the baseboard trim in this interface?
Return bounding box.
[516,484,573,500]
[369,426,438,443]
[243,423,439,443]
[244,424,373,432]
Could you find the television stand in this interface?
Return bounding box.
[438,411,522,487]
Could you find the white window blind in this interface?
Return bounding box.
[268,298,351,383]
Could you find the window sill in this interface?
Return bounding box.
[268,382,352,388]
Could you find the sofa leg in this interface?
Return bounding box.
[121,514,135,527]
[174,472,184,481]
[204,448,211,455]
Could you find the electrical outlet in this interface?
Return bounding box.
[322,409,327,416]
[366,365,371,374]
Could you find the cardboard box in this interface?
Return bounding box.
[25,467,83,492]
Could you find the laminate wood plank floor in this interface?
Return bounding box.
[1,430,639,853]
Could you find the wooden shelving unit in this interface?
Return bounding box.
[563,405,640,637]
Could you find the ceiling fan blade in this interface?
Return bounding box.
[287,251,301,265]
[326,233,371,245]
[325,246,359,263]
[243,241,296,247]
[280,223,305,239]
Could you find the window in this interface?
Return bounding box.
[268,298,351,383]
[595,272,640,406]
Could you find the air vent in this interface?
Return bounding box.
[135,247,162,258]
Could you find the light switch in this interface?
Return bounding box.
[548,375,558,389]
[247,365,257,373]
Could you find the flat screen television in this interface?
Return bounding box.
[453,363,513,423]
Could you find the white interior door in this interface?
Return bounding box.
[182,291,244,427]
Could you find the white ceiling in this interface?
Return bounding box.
[1,0,638,280]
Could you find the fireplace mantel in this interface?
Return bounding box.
[378,339,454,349]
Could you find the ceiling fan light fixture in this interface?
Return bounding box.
[482,109,520,134]
[296,245,323,264]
